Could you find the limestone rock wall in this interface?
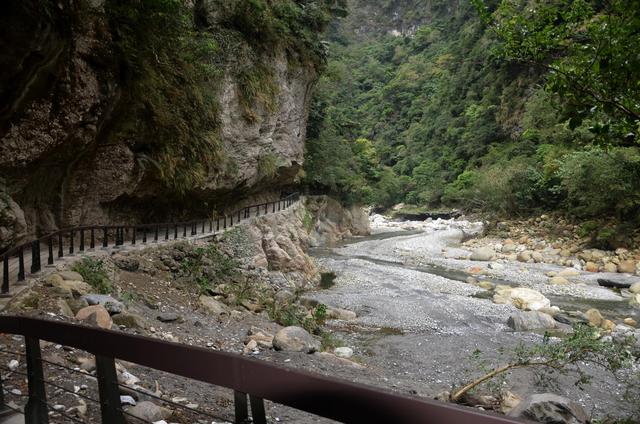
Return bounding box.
[0,1,315,250]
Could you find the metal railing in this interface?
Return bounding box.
[1,193,300,295]
[0,316,525,423]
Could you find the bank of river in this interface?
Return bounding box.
[308,217,639,420]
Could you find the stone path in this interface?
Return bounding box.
[1,197,300,308]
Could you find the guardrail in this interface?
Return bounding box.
[1,193,300,295]
[0,316,525,423]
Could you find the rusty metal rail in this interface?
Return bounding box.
[1,193,300,295]
[0,316,526,423]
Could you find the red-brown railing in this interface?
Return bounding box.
[0,316,526,424]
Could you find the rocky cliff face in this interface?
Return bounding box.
[0,0,321,250]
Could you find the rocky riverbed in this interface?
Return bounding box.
[1,207,639,423]
[308,214,640,422]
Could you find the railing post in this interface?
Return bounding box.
[2,255,9,294]
[216,219,220,232]
[234,391,248,424]
[154,226,159,242]
[209,220,212,232]
[132,227,136,245]
[183,224,187,238]
[165,226,169,240]
[103,227,108,248]
[237,210,241,222]
[90,228,95,249]
[272,202,275,213]
[95,355,125,424]
[191,223,196,236]
[142,227,147,243]
[47,238,53,265]
[69,230,74,255]
[224,216,227,229]
[174,224,178,239]
[18,247,25,281]
[250,395,267,424]
[30,241,39,274]
[202,221,205,233]
[79,229,85,252]
[58,234,64,257]
[230,214,234,226]
[25,337,48,424]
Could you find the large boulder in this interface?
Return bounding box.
[75,305,113,329]
[198,296,229,316]
[507,311,557,331]
[493,287,551,311]
[470,247,495,262]
[507,393,588,424]
[273,326,320,353]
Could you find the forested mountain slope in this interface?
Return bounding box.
[304,0,640,244]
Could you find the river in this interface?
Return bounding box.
[308,217,638,420]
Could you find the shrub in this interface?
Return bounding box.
[557,148,640,219]
[72,257,111,294]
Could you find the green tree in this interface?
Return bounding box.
[473,0,640,145]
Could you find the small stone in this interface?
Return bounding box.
[334,347,354,358]
[602,319,616,332]
[113,255,140,272]
[112,312,146,329]
[10,389,21,395]
[466,276,478,284]
[488,262,504,270]
[8,359,19,371]
[198,296,229,316]
[470,247,495,261]
[273,326,320,353]
[508,393,588,423]
[549,276,569,285]
[326,307,357,320]
[623,317,637,327]
[125,401,171,422]
[584,262,599,272]
[507,311,557,331]
[603,262,618,273]
[156,312,181,323]
[120,395,136,406]
[478,281,495,290]
[558,268,580,277]
[82,294,125,314]
[516,251,531,263]
[585,308,603,327]
[618,260,637,274]
[78,356,96,372]
[52,404,65,411]
[58,271,84,281]
[630,282,640,294]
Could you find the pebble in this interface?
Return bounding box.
[8,359,19,371]
[10,389,21,395]
[120,395,137,406]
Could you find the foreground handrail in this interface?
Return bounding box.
[0,316,525,423]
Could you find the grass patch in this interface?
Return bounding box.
[72,257,112,294]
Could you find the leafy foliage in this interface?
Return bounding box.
[73,257,112,294]
[475,0,640,145]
